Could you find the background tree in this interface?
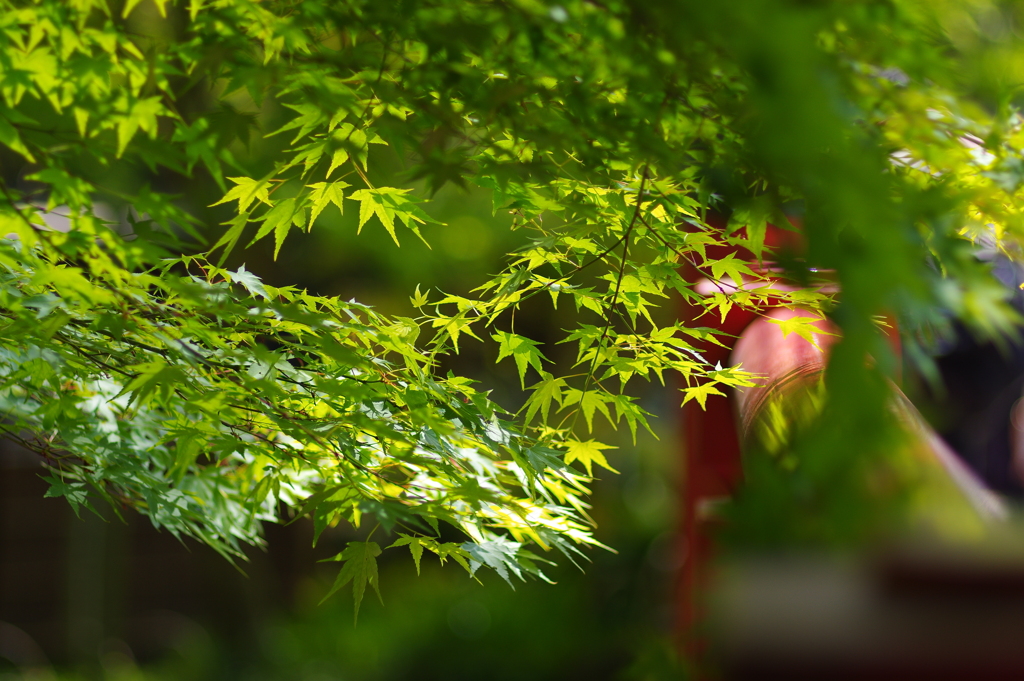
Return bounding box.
[0,0,1020,616]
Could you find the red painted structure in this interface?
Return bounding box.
[676,219,809,651]
[674,217,1006,676]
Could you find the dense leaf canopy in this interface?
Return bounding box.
[1,0,1022,612]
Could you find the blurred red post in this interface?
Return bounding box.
[676,218,810,659]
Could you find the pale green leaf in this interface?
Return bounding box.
[562,439,618,477]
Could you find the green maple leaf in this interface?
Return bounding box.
[42,474,90,517]
[269,102,328,143]
[463,538,522,585]
[409,284,429,308]
[212,176,272,213]
[682,382,725,409]
[388,534,426,574]
[430,542,473,573]
[523,372,566,424]
[307,181,349,225]
[115,97,162,157]
[117,361,188,407]
[123,0,168,18]
[0,116,35,162]
[250,198,300,259]
[210,212,250,264]
[327,147,350,177]
[321,541,382,622]
[350,187,437,246]
[493,331,547,387]
[562,439,618,476]
[522,444,566,475]
[766,314,834,349]
[229,265,269,300]
[560,387,613,432]
[708,252,755,287]
[430,313,482,351]
[351,187,405,244]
